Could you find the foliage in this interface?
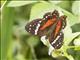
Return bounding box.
[1,0,80,60]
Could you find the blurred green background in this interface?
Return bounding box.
[1,0,80,60]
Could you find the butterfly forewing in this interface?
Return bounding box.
[25,19,43,35]
[43,12,52,20]
[40,10,59,31]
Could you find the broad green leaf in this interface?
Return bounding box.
[30,2,78,26]
[1,7,15,60]
[57,1,72,12]
[30,2,56,20]
[7,1,37,7]
[62,10,79,26]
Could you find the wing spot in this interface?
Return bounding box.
[46,16,48,18]
[57,44,59,46]
[39,21,42,23]
[48,15,50,16]
[59,42,61,44]
[62,26,64,28]
[60,33,62,36]
[33,25,34,26]
[30,25,32,27]
[29,28,31,30]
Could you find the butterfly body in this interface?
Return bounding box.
[25,10,67,51]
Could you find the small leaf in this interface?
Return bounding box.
[64,31,80,46]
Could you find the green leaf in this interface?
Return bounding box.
[73,34,80,49]
[30,2,56,20]
[7,1,37,7]
[30,2,78,26]
[1,7,15,60]
[57,1,72,12]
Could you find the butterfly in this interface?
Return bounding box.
[25,10,67,50]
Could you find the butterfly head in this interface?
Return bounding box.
[43,12,52,20]
[43,10,59,21]
[52,10,59,17]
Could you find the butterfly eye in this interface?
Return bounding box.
[43,12,52,20]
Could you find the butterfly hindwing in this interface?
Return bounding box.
[50,32,64,49]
